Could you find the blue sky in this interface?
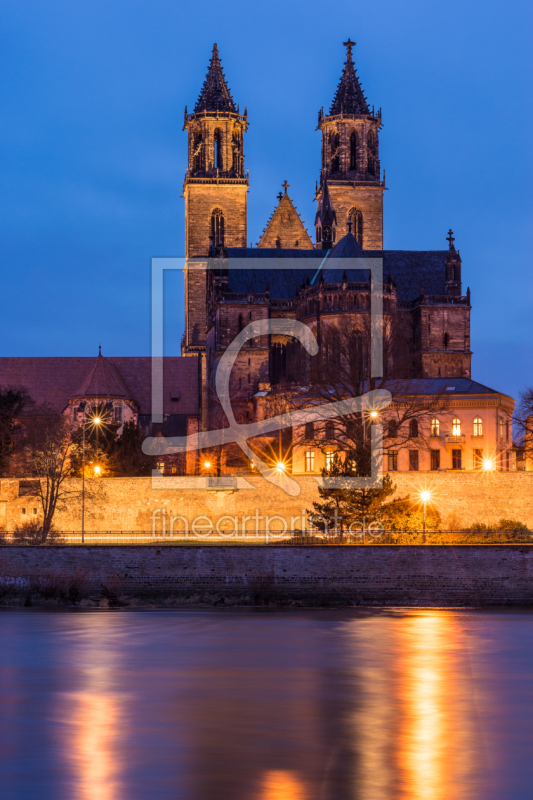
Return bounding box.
[1,0,532,399]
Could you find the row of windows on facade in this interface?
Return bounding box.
[324,130,378,174]
[387,449,512,472]
[304,416,508,441]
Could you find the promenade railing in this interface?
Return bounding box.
[0,529,531,546]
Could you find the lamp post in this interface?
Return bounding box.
[81,414,101,543]
[420,490,431,544]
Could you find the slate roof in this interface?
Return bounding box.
[223,233,450,302]
[329,40,369,116]
[194,44,236,113]
[71,353,132,400]
[0,357,200,416]
[382,378,512,398]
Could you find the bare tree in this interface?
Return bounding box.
[17,409,103,535]
[0,387,31,476]
[515,386,533,464]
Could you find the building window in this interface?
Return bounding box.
[409,419,419,438]
[409,450,419,471]
[193,129,203,171]
[347,207,363,247]
[499,418,504,442]
[33,508,37,515]
[506,451,510,470]
[444,332,450,348]
[388,451,398,471]
[325,451,334,471]
[305,450,315,473]
[506,420,510,441]
[452,418,461,436]
[388,420,397,438]
[452,449,462,469]
[114,406,123,423]
[430,449,440,470]
[305,421,314,440]
[171,463,177,474]
[350,130,357,169]
[213,128,222,170]
[430,418,440,437]
[331,132,340,171]
[22,508,26,515]
[325,421,335,439]
[473,449,483,469]
[156,461,165,474]
[210,208,225,247]
[473,417,483,437]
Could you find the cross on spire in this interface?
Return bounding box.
[447,229,455,249]
[281,180,290,194]
[343,38,356,57]
[277,192,283,201]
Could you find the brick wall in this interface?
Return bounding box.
[1,473,533,531]
[2,544,533,605]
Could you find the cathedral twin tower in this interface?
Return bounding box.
[183,40,385,260]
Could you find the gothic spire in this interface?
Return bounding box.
[194,44,236,113]
[329,39,369,116]
[315,180,336,228]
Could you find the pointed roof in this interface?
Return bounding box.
[194,43,236,113]
[329,39,369,116]
[314,180,337,228]
[258,184,314,249]
[327,231,364,259]
[70,351,133,401]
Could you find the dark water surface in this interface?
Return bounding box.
[0,608,532,799]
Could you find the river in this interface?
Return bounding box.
[0,608,532,799]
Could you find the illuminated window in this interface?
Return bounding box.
[430,418,440,437]
[473,417,483,437]
[325,451,334,471]
[171,463,177,474]
[388,451,398,471]
[452,418,461,436]
[156,461,165,474]
[499,418,504,442]
[305,450,315,472]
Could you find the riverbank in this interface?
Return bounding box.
[2,544,533,607]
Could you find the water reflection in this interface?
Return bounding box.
[260,770,307,799]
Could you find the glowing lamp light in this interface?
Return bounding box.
[93,465,102,476]
[370,410,378,419]
[420,490,431,503]
[203,461,211,469]
[275,462,286,472]
[483,457,496,472]
[93,417,101,425]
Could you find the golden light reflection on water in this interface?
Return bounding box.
[396,612,478,800]
[260,770,307,800]
[67,691,121,800]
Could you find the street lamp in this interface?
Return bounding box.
[363,409,379,441]
[275,461,286,472]
[420,489,431,544]
[81,413,101,543]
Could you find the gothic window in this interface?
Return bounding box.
[350,130,358,170]
[430,418,440,437]
[473,417,483,437]
[409,419,419,438]
[232,129,241,173]
[270,342,286,385]
[331,132,340,172]
[452,418,461,436]
[275,237,281,248]
[213,128,223,170]
[192,129,203,172]
[347,207,363,246]
[210,208,225,247]
[367,130,376,175]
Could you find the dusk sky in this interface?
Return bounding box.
[1,0,531,400]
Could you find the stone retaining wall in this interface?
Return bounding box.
[2,545,533,606]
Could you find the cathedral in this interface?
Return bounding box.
[0,40,516,477]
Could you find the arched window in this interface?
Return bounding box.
[213,128,222,170]
[473,417,483,437]
[452,418,461,436]
[325,420,335,440]
[430,418,440,437]
[331,132,340,172]
[388,420,397,438]
[210,208,225,247]
[347,207,363,247]
[193,129,203,172]
[350,130,358,170]
[232,129,241,173]
[367,130,375,175]
[275,237,281,249]
[409,419,419,438]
